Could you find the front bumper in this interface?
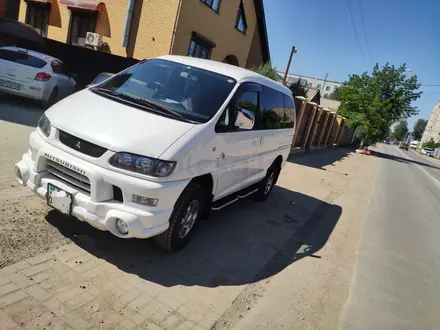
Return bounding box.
[15,131,190,239]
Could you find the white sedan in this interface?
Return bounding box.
[0,46,77,107]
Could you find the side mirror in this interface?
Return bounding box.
[234,108,255,130]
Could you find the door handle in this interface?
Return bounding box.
[260,136,264,144]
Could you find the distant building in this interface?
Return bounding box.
[320,98,342,112]
[422,101,440,142]
[277,72,342,97]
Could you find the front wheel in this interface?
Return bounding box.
[153,182,206,252]
[253,163,280,202]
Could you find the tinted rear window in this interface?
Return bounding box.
[260,86,295,129]
[0,49,47,68]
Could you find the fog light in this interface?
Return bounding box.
[132,194,158,207]
[116,218,129,235]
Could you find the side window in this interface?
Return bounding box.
[260,86,284,130]
[282,94,296,129]
[216,87,259,132]
[51,60,67,76]
[51,60,61,74]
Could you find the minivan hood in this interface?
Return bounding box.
[46,90,195,159]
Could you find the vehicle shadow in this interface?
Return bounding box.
[44,185,342,287]
[0,93,44,127]
[288,147,355,171]
[370,150,440,170]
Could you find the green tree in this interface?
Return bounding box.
[252,62,280,81]
[412,119,428,141]
[288,80,308,98]
[337,63,422,144]
[393,119,409,141]
[328,87,343,101]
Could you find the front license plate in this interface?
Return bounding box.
[47,183,72,215]
[0,79,21,90]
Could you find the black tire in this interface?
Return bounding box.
[42,88,58,109]
[153,182,206,252]
[253,163,280,202]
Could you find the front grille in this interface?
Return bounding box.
[46,159,91,193]
[59,130,107,158]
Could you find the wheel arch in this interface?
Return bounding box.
[273,155,283,169]
[190,173,214,197]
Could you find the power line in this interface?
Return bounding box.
[346,0,367,69]
[358,0,373,65]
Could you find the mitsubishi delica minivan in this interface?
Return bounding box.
[15,56,296,251]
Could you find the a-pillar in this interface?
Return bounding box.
[324,113,337,146]
[290,96,307,153]
[317,109,330,147]
[301,102,318,150]
[306,105,323,149]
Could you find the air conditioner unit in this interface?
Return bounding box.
[85,32,102,47]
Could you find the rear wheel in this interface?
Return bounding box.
[153,182,206,252]
[253,163,280,202]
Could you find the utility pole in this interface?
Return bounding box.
[282,46,297,86]
[321,73,329,94]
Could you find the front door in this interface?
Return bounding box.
[213,83,262,200]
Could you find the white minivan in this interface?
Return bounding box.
[15,56,296,251]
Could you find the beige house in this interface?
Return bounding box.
[17,0,270,68]
[422,101,440,143]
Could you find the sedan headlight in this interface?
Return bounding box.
[110,153,176,177]
[38,114,51,137]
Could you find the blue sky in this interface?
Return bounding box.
[264,0,439,128]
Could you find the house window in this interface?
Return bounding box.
[25,3,50,37]
[317,84,321,89]
[307,82,312,87]
[235,1,247,33]
[201,0,220,12]
[326,86,331,91]
[69,10,97,47]
[188,32,215,59]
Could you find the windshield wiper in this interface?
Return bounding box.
[91,88,197,124]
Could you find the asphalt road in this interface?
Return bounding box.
[340,144,440,330]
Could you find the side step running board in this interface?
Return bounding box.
[211,188,259,211]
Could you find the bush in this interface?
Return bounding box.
[421,141,440,149]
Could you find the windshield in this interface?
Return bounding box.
[97,59,236,123]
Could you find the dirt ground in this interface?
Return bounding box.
[0,106,381,329]
[0,196,71,268]
[213,147,381,330]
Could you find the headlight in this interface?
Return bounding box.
[38,114,51,137]
[109,153,176,177]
